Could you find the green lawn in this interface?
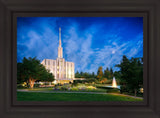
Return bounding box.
[23,88,54,91]
[17,92,143,101]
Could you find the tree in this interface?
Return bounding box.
[83,72,89,78]
[91,72,95,78]
[103,67,114,80]
[97,66,103,81]
[17,62,26,84]
[114,71,121,80]
[17,57,55,88]
[75,71,97,79]
[75,71,81,78]
[116,55,130,83]
[127,57,143,96]
[116,55,143,96]
[103,67,110,79]
[100,78,107,84]
[80,71,83,76]
[110,67,113,77]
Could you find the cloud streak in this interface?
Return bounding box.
[17,17,143,73]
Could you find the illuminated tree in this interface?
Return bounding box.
[17,57,54,88]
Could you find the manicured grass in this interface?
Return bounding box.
[17,92,143,101]
[25,88,54,91]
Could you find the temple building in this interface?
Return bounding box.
[41,27,74,84]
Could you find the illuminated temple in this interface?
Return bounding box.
[41,28,74,84]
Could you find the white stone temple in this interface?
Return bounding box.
[41,27,74,84]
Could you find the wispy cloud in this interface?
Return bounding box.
[17,17,143,73]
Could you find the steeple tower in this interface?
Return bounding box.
[59,27,62,47]
[41,27,75,84]
[58,27,63,58]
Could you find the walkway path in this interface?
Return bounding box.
[17,89,143,99]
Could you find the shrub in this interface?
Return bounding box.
[120,85,129,94]
[71,87,79,91]
[100,78,107,84]
[106,88,120,93]
[60,86,68,91]
[34,84,40,88]
[53,85,61,90]
[105,79,112,84]
[17,84,27,89]
[86,86,96,90]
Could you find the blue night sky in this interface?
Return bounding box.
[17,17,143,73]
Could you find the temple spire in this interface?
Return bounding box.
[59,27,61,47]
[58,27,63,58]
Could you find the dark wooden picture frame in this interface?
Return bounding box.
[0,0,160,118]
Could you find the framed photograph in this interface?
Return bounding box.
[0,0,160,118]
[16,16,144,103]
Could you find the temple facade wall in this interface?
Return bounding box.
[41,59,74,82]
